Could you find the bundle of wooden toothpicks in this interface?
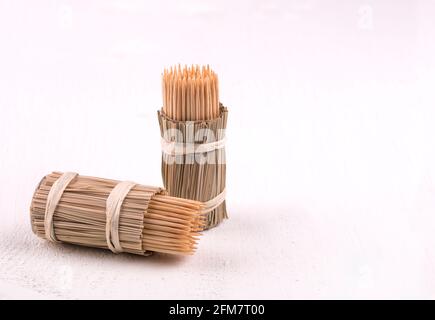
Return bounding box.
[30,172,204,256]
[158,65,228,229]
[29,64,228,258]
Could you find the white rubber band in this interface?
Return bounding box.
[44,172,78,243]
[105,181,136,254]
[161,137,226,156]
[200,188,226,214]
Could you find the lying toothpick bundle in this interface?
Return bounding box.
[30,172,204,255]
[158,65,228,229]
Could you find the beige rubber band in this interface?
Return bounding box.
[200,188,226,214]
[106,181,136,254]
[44,172,78,242]
[161,137,226,156]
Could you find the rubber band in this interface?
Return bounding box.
[161,137,226,156]
[200,188,226,214]
[105,181,136,253]
[44,172,78,242]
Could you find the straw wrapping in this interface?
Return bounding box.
[158,106,228,229]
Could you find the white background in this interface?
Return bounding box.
[1,0,435,299]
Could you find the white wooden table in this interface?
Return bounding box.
[1,0,434,299]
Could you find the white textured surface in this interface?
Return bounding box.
[1,0,435,299]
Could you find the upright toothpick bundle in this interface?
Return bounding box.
[162,65,220,120]
[158,65,228,229]
[30,172,204,255]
